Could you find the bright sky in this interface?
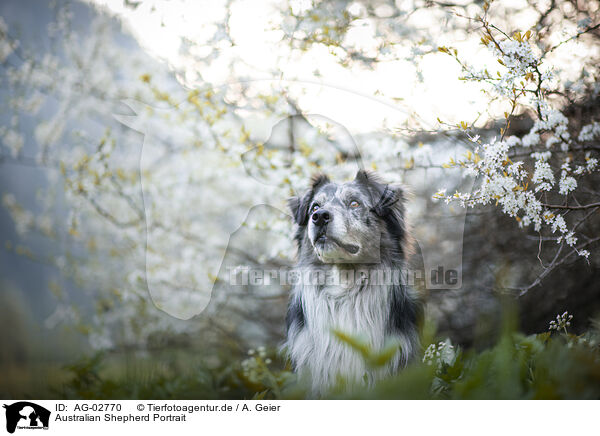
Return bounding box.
[86,0,528,134]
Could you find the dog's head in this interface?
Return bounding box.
[289,170,407,264]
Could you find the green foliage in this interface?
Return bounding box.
[55,348,296,400]
[352,329,600,400]
[53,318,600,400]
[332,330,404,369]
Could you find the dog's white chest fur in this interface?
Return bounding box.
[286,281,405,395]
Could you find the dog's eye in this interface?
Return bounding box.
[349,200,360,208]
[311,204,320,213]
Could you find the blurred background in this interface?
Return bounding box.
[0,0,599,398]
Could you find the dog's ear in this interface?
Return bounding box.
[354,169,403,217]
[309,173,330,190]
[288,193,311,226]
[288,173,330,225]
[371,184,404,217]
[354,169,384,189]
[354,169,370,185]
[355,169,410,255]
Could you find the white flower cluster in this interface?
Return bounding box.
[496,39,537,74]
[548,311,573,332]
[520,106,570,150]
[1,129,24,157]
[0,16,19,62]
[458,30,589,243]
[439,109,598,257]
[558,162,577,195]
[486,36,546,99]
[550,214,567,233]
[532,160,555,192]
[241,346,272,379]
[572,152,598,175]
[578,122,600,142]
[422,341,455,366]
[2,193,34,235]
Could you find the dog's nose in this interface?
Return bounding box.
[311,209,331,226]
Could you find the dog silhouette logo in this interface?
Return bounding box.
[3,402,50,433]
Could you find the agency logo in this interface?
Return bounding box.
[3,402,50,434]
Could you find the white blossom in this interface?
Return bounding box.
[2,129,24,157]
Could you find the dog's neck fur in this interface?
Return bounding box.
[285,261,415,397]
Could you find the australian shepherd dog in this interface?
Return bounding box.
[284,170,421,396]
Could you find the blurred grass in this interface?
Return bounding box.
[3,318,597,400]
[0,362,70,399]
